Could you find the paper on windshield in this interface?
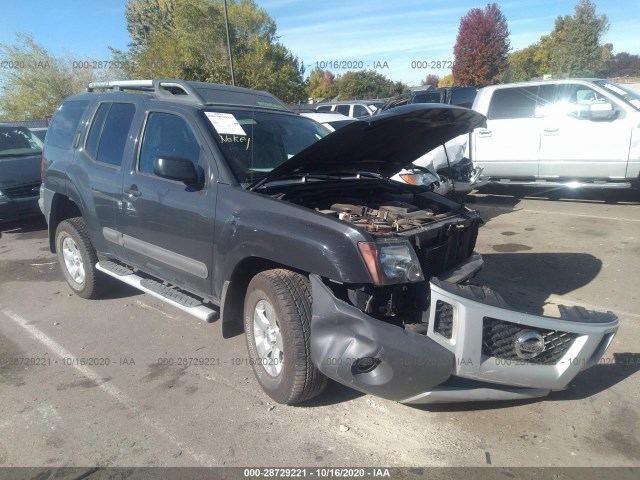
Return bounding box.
[205,112,247,136]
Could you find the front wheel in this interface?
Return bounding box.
[55,217,111,299]
[244,269,327,405]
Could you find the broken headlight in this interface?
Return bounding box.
[358,240,424,285]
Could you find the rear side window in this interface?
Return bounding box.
[335,105,351,116]
[85,103,136,166]
[139,112,200,175]
[487,87,538,120]
[352,104,370,117]
[47,100,89,149]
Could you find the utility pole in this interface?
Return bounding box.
[223,0,235,86]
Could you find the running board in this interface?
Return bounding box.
[488,179,631,189]
[96,261,219,322]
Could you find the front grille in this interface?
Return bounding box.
[434,300,453,339]
[3,182,40,199]
[418,219,479,279]
[482,317,578,365]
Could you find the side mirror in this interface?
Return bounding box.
[154,156,199,185]
[588,102,617,121]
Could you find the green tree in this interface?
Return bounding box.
[544,0,612,77]
[505,43,541,82]
[0,33,112,121]
[116,0,307,102]
[452,3,510,87]
[334,70,407,99]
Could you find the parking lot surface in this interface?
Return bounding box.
[1,188,638,468]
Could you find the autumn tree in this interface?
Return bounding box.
[452,3,510,87]
[0,33,114,120]
[307,67,338,99]
[608,52,640,78]
[438,74,455,87]
[114,0,307,102]
[421,74,440,88]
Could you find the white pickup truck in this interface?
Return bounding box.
[469,78,640,189]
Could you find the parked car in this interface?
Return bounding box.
[41,79,618,406]
[300,112,357,131]
[470,78,640,189]
[377,86,478,114]
[314,100,383,118]
[0,124,43,223]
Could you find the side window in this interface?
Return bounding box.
[85,103,110,159]
[46,100,90,149]
[487,87,538,120]
[551,84,608,119]
[85,103,136,166]
[352,105,370,117]
[335,105,351,116]
[139,112,200,175]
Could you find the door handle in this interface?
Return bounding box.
[478,129,492,138]
[125,185,141,197]
[543,127,559,135]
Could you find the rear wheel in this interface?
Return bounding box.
[244,269,327,405]
[55,217,111,299]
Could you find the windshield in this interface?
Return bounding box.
[0,126,43,158]
[205,108,329,184]
[594,80,640,111]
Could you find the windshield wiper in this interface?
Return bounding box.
[0,152,41,158]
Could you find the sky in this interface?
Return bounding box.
[1,0,638,86]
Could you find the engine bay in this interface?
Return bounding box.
[272,181,463,237]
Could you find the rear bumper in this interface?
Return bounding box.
[0,196,41,223]
[309,256,619,404]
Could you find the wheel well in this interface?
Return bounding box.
[221,257,306,338]
[48,194,82,253]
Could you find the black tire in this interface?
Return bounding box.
[55,217,111,299]
[244,269,327,405]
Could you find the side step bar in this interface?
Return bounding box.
[96,261,219,322]
[487,179,631,189]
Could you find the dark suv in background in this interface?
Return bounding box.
[40,79,617,406]
[0,124,43,223]
[377,85,477,113]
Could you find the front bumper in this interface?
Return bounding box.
[309,257,619,404]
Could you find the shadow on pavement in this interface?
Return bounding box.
[472,252,602,315]
[0,215,47,235]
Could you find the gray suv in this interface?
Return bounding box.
[40,79,618,405]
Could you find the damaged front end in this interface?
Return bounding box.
[309,255,618,404]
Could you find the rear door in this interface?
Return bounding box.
[538,83,631,179]
[473,86,542,179]
[115,106,217,298]
[75,100,137,258]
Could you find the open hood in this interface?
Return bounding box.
[253,104,486,188]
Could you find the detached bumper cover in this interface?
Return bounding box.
[309,262,619,404]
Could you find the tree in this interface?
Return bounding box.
[505,43,541,82]
[544,0,612,77]
[333,70,408,99]
[452,3,510,87]
[438,74,455,87]
[608,52,640,78]
[307,67,338,99]
[115,0,307,102]
[421,74,440,88]
[0,33,112,121]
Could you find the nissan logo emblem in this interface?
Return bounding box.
[514,330,546,359]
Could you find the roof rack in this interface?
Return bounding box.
[86,79,207,104]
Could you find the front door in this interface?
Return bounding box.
[116,108,217,298]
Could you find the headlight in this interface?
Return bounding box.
[358,240,424,285]
[399,172,439,186]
